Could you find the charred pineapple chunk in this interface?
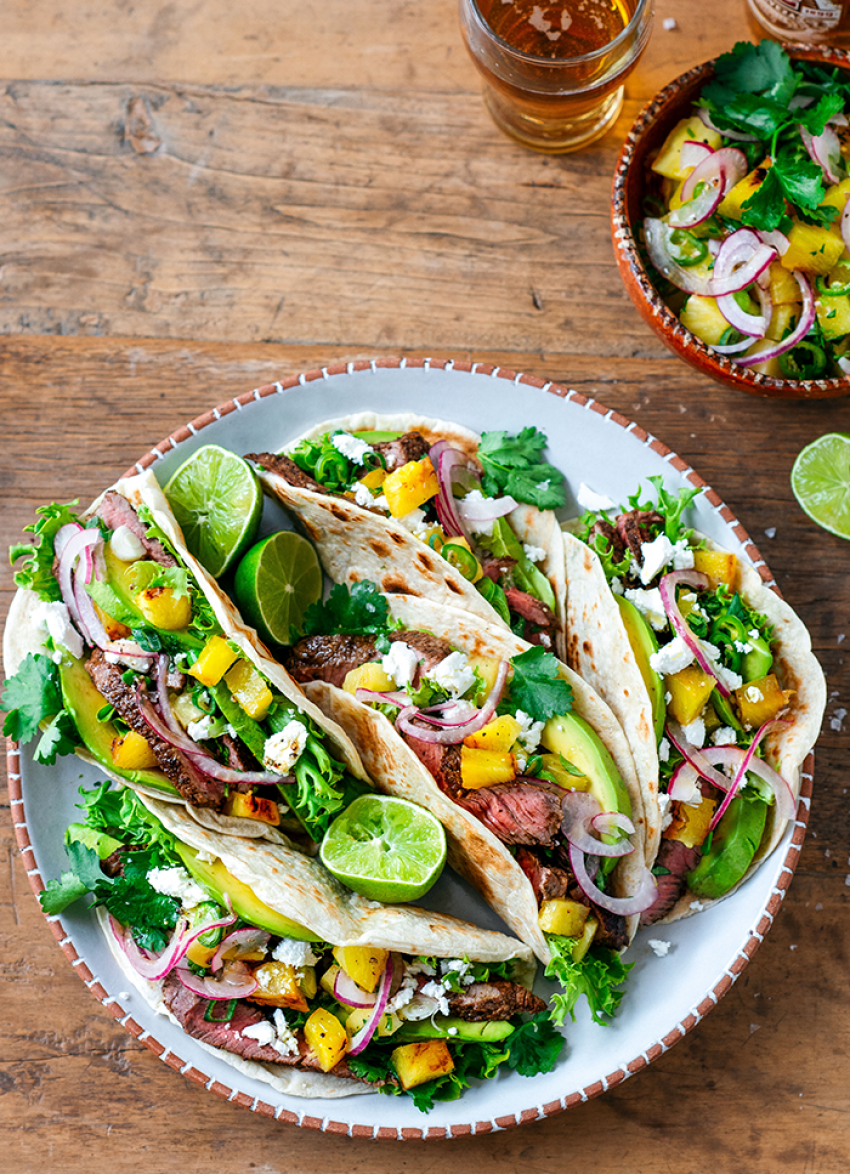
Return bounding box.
[93,601,131,641]
[460,746,517,789]
[692,549,737,589]
[188,635,239,686]
[342,661,396,695]
[392,1040,455,1090]
[224,658,273,721]
[665,664,716,726]
[571,914,599,962]
[381,457,439,517]
[332,945,389,993]
[679,295,730,347]
[135,585,192,631]
[251,962,309,1012]
[718,161,771,220]
[735,674,793,728]
[665,793,717,848]
[111,729,159,771]
[538,898,589,938]
[781,222,845,275]
[346,1006,402,1040]
[304,1008,348,1072]
[464,714,522,752]
[223,791,280,826]
[651,117,721,179]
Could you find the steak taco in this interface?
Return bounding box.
[563,476,826,925]
[245,412,568,656]
[42,783,559,1109]
[283,582,656,1025]
[1,470,378,846]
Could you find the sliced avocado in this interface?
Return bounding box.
[686,794,768,900]
[351,430,403,443]
[711,690,743,733]
[392,1017,515,1044]
[541,711,631,876]
[615,596,665,743]
[57,654,179,798]
[173,841,321,942]
[741,633,773,682]
[213,681,268,760]
[92,545,202,650]
[485,517,556,611]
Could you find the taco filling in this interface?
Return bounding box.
[3,488,368,842]
[42,783,562,1112]
[247,423,565,651]
[576,477,799,922]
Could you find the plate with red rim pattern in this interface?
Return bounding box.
[6,358,813,1139]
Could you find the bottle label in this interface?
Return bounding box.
[772,0,842,27]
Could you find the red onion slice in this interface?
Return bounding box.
[394,660,508,745]
[211,927,271,972]
[347,955,394,1055]
[657,569,734,697]
[109,902,237,982]
[712,335,758,355]
[668,759,703,803]
[644,219,715,295]
[457,493,519,523]
[756,229,790,257]
[354,687,408,708]
[710,230,776,297]
[568,842,657,916]
[697,106,759,142]
[175,958,259,1000]
[666,720,735,792]
[54,522,84,561]
[679,140,714,170]
[564,806,636,859]
[430,444,479,542]
[735,272,816,368]
[668,170,725,228]
[716,286,771,338]
[334,968,377,1009]
[57,528,101,637]
[709,719,791,830]
[681,147,747,202]
[799,123,843,185]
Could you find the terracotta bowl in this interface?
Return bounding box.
[611,45,850,400]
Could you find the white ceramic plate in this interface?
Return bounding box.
[8,359,810,1139]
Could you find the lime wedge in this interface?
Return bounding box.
[164,445,263,578]
[791,433,850,538]
[233,530,323,646]
[320,794,447,903]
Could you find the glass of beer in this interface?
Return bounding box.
[459,0,654,153]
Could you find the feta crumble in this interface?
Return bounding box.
[522,543,547,565]
[712,726,738,746]
[576,482,616,512]
[187,714,222,742]
[263,720,308,774]
[382,641,421,688]
[648,939,671,957]
[638,534,694,585]
[271,939,319,970]
[146,866,208,908]
[331,432,375,465]
[658,737,671,764]
[658,791,674,831]
[682,716,706,749]
[459,490,497,537]
[32,600,84,659]
[624,586,667,631]
[352,481,376,509]
[649,635,695,676]
[430,651,477,698]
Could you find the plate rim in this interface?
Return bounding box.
[5,355,814,1139]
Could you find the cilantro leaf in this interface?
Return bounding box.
[10,501,81,600]
[705,40,799,106]
[545,938,633,1027]
[773,147,826,211]
[39,869,91,915]
[796,91,846,138]
[478,428,566,510]
[303,580,391,637]
[2,653,65,743]
[508,647,572,722]
[34,709,79,764]
[740,166,786,232]
[504,1011,564,1076]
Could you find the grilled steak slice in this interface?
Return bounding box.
[404,737,464,800]
[447,980,545,1020]
[372,431,430,471]
[284,634,379,687]
[85,650,225,809]
[480,555,516,583]
[391,629,453,671]
[516,847,571,903]
[639,839,702,926]
[615,509,664,564]
[459,783,563,847]
[246,452,329,495]
[94,491,177,568]
[504,588,557,630]
[220,732,261,773]
[162,974,371,1080]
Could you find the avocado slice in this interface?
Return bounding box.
[686,793,768,900]
[350,430,403,443]
[615,596,666,743]
[57,654,180,798]
[541,711,632,875]
[86,545,202,651]
[173,841,320,942]
[741,633,773,682]
[392,1017,515,1044]
[711,690,743,733]
[66,821,123,860]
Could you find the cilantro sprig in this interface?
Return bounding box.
[1,653,79,764]
[303,580,392,637]
[506,646,573,723]
[478,428,566,511]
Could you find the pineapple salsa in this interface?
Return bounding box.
[642,40,850,380]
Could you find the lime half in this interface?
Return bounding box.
[791,433,850,539]
[164,445,263,577]
[233,530,322,646]
[320,795,447,903]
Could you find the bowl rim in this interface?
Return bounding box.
[611,43,850,398]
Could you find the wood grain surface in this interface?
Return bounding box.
[2,0,849,1169]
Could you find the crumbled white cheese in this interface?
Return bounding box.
[522,543,547,565]
[658,737,671,763]
[271,1008,300,1056]
[702,641,744,692]
[671,539,695,570]
[733,639,753,654]
[610,576,624,595]
[515,709,545,759]
[690,900,706,912]
[712,726,738,746]
[396,507,428,536]
[194,849,216,865]
[430,651,477,698]
[381,641,421,688]
[372,494,389,512]
[649,635,695,676]
[748,629,760,642]
[32,600,85,659]
[576,483,616,512]
[682,717,705,748]
[240,1020,276,1046]
[271,939,319,970]
[624,586,667,631]
[658,791,674,831]
[352,481,376,509]
[440,958,475,986]
[648,939,672,957]
[146,866,208,908]
[331,432,375,465]
[109,524,146,562]
[459,489,496,537]
[187,714,221,742]
[263,721,308,774]
[639,534,675,584]
[745,685,762,704]
[418,980,451,1017]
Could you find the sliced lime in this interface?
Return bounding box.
[791,432,850,539]
[164,445,263,578]
[319,794,447,903]
[233,530,322,646]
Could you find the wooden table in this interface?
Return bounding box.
[2,0,848,1167]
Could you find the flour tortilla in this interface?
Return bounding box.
[562,529,826,922]
[302,594,646,966]
[99,792,536,1099]
[251,412,568,659]
[2,469,371,844]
